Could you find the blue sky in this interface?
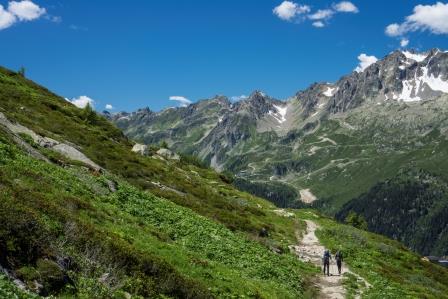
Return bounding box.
[1,0,448,112]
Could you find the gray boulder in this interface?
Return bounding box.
[156,148,180,161]
[131,143,149,155]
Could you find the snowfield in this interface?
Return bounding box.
[270,104,288,124]
[402,51,427,62]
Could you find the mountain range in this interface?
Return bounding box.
[109,49,448,256]
[1,53,448,297]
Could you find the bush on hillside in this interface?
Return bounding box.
[344,211,368,230]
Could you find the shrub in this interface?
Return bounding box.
[219,171,234,184]
[345,211,368,230]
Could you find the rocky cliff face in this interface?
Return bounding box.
[328,49,448,113]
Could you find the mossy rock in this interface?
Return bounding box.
[16,266,39,290]
[35,259,66,295]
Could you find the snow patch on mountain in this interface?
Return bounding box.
[402,51,427,62]
[270,104,288,124]
[421,67,448,93]
[398,67,448,102]
[323,87,338,97]
[397,65,448,102]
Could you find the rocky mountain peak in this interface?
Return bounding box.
[233,90,277,118]
[111,48,448,166]
[212,95,231,105]
[295,82,335,117]
[249,90,267,98]
[326,48,448,113]
[136,107,153,114]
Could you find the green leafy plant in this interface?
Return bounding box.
[344,211,368,230]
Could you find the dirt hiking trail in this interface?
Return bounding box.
[290,219,370,299]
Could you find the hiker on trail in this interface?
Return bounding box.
[335,250,343,275]
[322,249,331,276]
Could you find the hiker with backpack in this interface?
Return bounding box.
[322,249,331,276]
[335,250,343,275]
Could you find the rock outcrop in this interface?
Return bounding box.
[156,148,180,161]
[0,112,101,171]
[131,143,149,155]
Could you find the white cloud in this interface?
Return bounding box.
[273,1,310,21]
[169,96,191,107]
[296,4,311,14]
[69,96,95,109]
[273,1,358,27]
[333,1,359,13]
[308,9,334,20]
[0,1,46,30]
[386,2,448,37]
[0,5,16,30]
[46,15,61,23]
[105,104,114,110]
[8,0,45,21]
[312,21,325,28]
[230,95,248,102]
[354,53,378,73]
[407,2,448,34]
[400,38,409,47]
[385,23,402,37]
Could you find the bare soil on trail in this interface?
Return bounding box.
[290,219,370,299]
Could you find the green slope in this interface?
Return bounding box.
[336,171,448,256]
[1,66,448,298]
[297,210,448,299]
[0,67,319,297]
[0,131,317,297]
[0,66,298,245]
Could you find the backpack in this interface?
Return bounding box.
[323,250,330,263]
[335,251,342,262]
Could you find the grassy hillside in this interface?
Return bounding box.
[0,273,37,299]
[297,210,448,299]
[2,128,447,298]
[1,66,448,298]
[0,66,322,297]
[0,130,318,297]
[299,110,448,214]
[0,66,298,247]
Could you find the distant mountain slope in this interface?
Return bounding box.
[0,66,323,297]
[0,66,295,239]
[1,65,448,298]
[0,126,315,298]
[110,49,448,256]
[336,170,448,256]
